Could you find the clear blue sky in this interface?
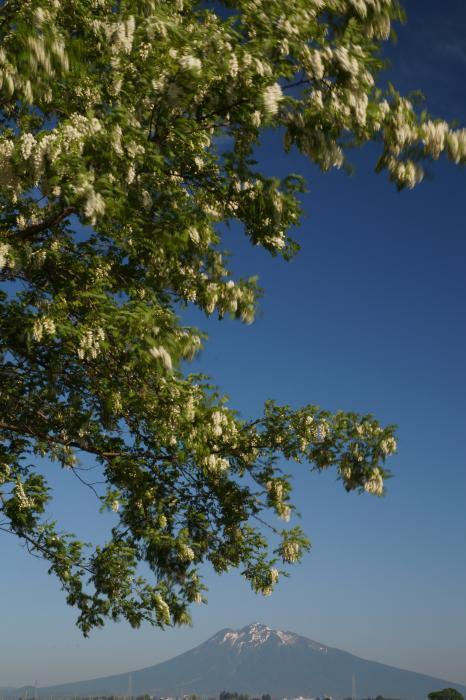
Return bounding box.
[2,0,466,690]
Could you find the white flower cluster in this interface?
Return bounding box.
[386,157,424,189]
[334,46,360,77]
[108,391,123,413]
[106,15,136,55]
[281,540,300,563]
[266,479,291,521]
[1,114,104,211]
[154,593,171,625]
[264,231,286,250]
[211,410,229,437]
[0,243,11,270]
[83,187,106,225]
[202,453,230,475]
[27,32,68,75]
[380,436,397,456]
[301,47,325,80]
[262,83,283,117]
[19,133,37,160]
[149,345,173,370]
[339,464,352,481]
[300,130,344,171]
[266,479,284,501]
[15,481,32,510]
[261,567,280,597]
[77,327,105,360]
[349,91,369,126]
[179,544,195,562]
[445,128,466,163]
[203,279,255,324]
[422,120,449,159]
[0,138,16,191]
[363,467,384,496]
[0,463,11,485]
[314,419,329,442]
[32,316,56,342]
[179,55,202,72]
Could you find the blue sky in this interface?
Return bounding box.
[2,0,466,691]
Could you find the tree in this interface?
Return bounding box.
[0,0,464,634]
[429,690,465,700]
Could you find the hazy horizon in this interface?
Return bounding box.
[5,623,466,694]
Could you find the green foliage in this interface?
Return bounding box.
[0,0,463,634]
[428,690,465,700]
[220,691,251,700]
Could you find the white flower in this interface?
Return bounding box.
[334,46,359,76]
[77,327,105,360]
[179,544,195,562]
[278,504,291,522]
[315,420,329,441]
[142,190,152,209]
[211,411,227,436]
[250,110,262,127]
[380,437,397,455]
[154,593,171,625]
[20,133,36,160]
[266,479,284,501]
[340,465,352,480]
[84,189,106,224]
[379,99,390,120]
[309,90,324,111]
[188,226,200,244]
[179,55,202,72]
[354,92,368,126]
[422,120,449,159]
[228,54,239,77]
[32,316,56,342]
[282,541,300,563]
[0,463,12,485]
[110,499,120,512]
[266,233,286,250]
[0,243,11,269]
[149,345,173,370]
[114,16,135,54]
[15,481,32,509]
[111,125,124,155]
[305,49,325,80]
[364,467,384,496]
[203,453,229,474]
[262,83,283,117]
[127,164,136,184]
[350,0,368,18]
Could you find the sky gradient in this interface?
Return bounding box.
[1,0,466,691]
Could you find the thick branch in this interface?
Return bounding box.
[0,419,126,460]
[2,206,76,242]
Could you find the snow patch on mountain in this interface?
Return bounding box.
[216,623,327,653]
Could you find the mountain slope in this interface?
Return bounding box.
[9,624,466,700]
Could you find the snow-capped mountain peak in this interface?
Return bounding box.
[11,623,466,700]
[215,623,305,651]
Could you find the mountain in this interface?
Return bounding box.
[7,624,466,700]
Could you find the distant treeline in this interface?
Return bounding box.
[12,694,406,700]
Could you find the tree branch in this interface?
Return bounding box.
[2,206,76,242]
[0,419,126,460]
